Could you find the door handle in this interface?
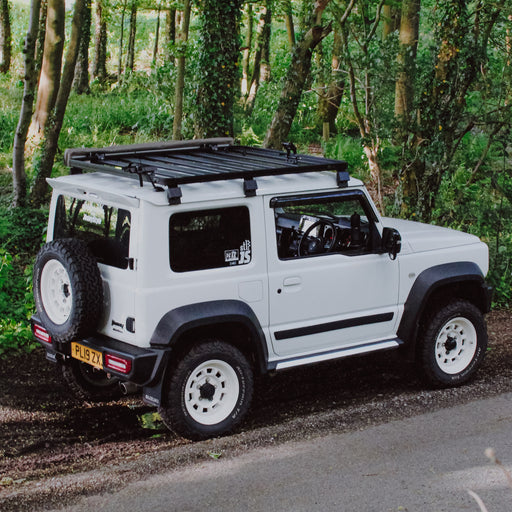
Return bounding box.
[283,276,302,287]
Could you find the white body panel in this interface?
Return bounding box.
[46,170,490,368]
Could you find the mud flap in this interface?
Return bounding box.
[142,383,163,407]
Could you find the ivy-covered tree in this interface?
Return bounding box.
[194,0,243,138]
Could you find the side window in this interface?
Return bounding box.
[169,206,251,272]
[54,195,131,269]
[272,192,377,259]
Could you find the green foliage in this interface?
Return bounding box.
[323,135,367,179]
[0,0,511,360]
[0,75,21,153]
[0,207,47,356]
[431,160,512,308]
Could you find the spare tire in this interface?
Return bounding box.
[33,238,103,343]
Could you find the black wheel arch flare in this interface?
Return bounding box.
[397,261,493,350]
[149,299,269,374]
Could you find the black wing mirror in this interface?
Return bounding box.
[381,227,401,260]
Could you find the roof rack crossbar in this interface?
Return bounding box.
[65,140,350,203]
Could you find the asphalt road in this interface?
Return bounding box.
[50,392,512,512]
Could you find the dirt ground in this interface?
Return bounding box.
[1,310,511,510]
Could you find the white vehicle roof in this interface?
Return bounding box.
[48,171,364,206]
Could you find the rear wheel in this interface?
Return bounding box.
[159,340,253,440]
[418,300,487,387]
[60,359,121,401]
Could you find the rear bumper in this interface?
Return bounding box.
[31,315,169,387]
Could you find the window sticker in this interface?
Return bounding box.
[224,249,239,263]
[224,240,251,266]
[239,240,251,264]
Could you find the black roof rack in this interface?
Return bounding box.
[64,138,350,204]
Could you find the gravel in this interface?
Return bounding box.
[1,310,511,511]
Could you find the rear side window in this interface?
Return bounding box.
[169,206,251,272]
[54,195,131,269]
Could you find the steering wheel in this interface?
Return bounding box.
[298,219,337,256]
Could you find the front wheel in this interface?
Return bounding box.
[159,340,254,440]
[418,300,487,387]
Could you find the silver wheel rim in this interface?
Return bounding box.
[40,259,73,325]
[184,359,240,425]
[435,316,477,374]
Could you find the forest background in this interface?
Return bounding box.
[0,0,511,356]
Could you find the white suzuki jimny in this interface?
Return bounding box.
[31,138,492,440]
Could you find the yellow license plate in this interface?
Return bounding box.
[71,342,103,369]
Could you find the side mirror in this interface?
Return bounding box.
[381,227,401,260]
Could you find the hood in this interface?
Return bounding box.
[381,218,481,253]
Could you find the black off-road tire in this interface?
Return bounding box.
[59,359,122,401]
[159,340,254,441]
[418,299,487,388]
[33,239,103,343]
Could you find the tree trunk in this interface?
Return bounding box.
[241,2,253,96]
[0,0,12,73]
[283,0,295,49]
[338,0,383,210]
[318,30,344,137]
[118,0,126,77]
[73,0,91,94]
[152,6,161,66]
[126,1,137,71]
[12,0,42,207]
[164,7,175,62]
[245,1,272,113]
[35,0,47,75]
[260,1,271,81]
[30,0,86,208]
[363,142,384,212]
[382,2,400,39]
[194,0,243,138]
[93,0,107,81]
[30,0,65,137]
[172,0,191,140]
[264,1,333,149]
[394,0,420,128]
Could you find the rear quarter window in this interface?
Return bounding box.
[54,195,131,269]
[169,206,251,272]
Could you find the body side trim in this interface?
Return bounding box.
[274,312,394,341]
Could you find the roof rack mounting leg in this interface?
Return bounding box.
[282,142,297,159]
[337,170,350,188]
[244,178,258,197]
[167,186,183,205]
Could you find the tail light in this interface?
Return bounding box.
[33,324,51,344]
[104,353,132,374]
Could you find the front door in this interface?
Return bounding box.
[266,190,400,359]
